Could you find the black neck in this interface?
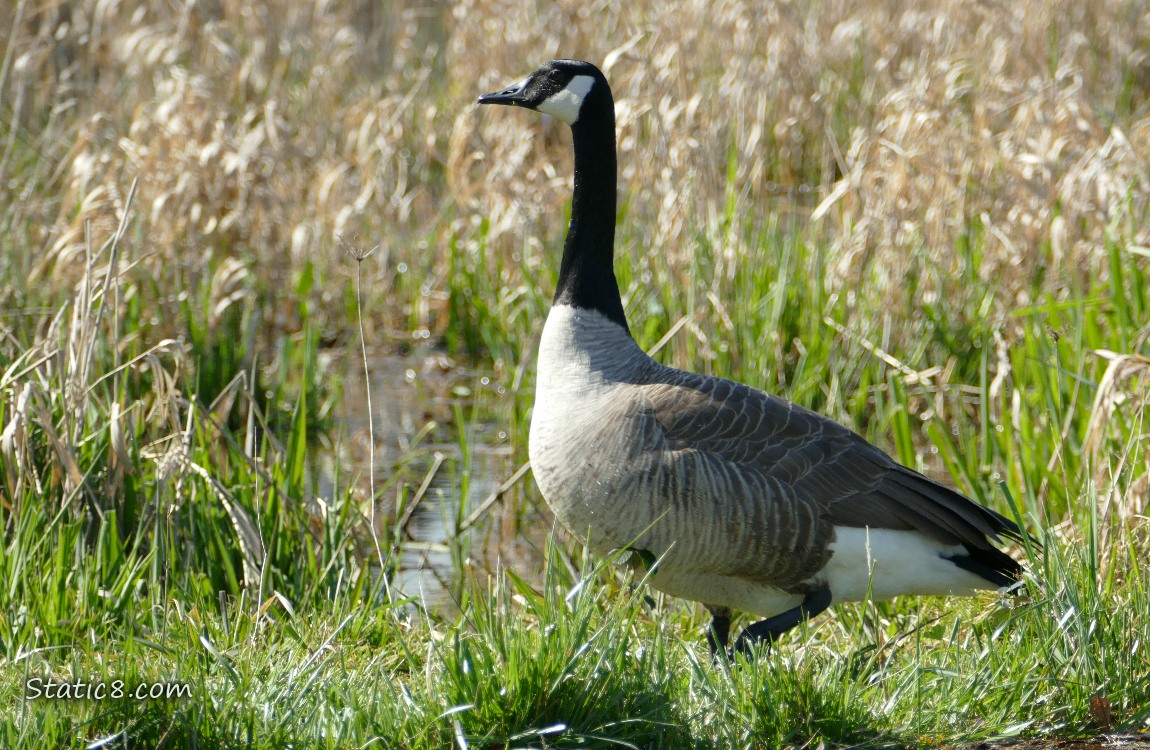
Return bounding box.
[553,93,630,333]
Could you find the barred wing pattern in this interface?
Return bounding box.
[636,365,1019,591]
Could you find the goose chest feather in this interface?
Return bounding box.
[479,60,1023,655]
[529,304,834,593]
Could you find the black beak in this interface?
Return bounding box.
[477,76,531,106]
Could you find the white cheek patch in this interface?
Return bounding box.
[537,75,596,125]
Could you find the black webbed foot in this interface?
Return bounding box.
[705,606,732,659]
[731,588,832,657]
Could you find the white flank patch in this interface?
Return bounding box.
[822,527,999,602]
[537,75,596,124]
[638,526,1006,619]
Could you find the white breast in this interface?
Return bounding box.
[529,304,648,441]
[528,305,652,549]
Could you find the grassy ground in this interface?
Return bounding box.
[2,0,1149,747]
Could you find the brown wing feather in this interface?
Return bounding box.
[640,365,1019,557]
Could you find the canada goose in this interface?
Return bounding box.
[478,59,1022,656]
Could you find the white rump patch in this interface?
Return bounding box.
[537,75,596,124]
[822,527,1000,602]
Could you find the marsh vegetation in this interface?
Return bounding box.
[1,1,1148,746]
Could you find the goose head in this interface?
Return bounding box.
[477,59,609,126]
[477,59,628,331]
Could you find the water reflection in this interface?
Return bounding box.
[329,345,549,614]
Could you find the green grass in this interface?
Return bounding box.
[2,197,1147,746]
[4,514,1148,747]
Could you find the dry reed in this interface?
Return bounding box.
[1,1,1145,336]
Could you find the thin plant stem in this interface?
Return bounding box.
[344,237,386,576]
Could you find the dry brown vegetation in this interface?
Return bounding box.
[3,0,1149,344]
[470,1,1150,299]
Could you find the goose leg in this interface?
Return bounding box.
[732,588,833,656]
[705,605,732,657]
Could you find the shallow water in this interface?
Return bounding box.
[324,344,549,614]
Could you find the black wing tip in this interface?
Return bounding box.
[887,466,1033,546]
[947,543,1024,589]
